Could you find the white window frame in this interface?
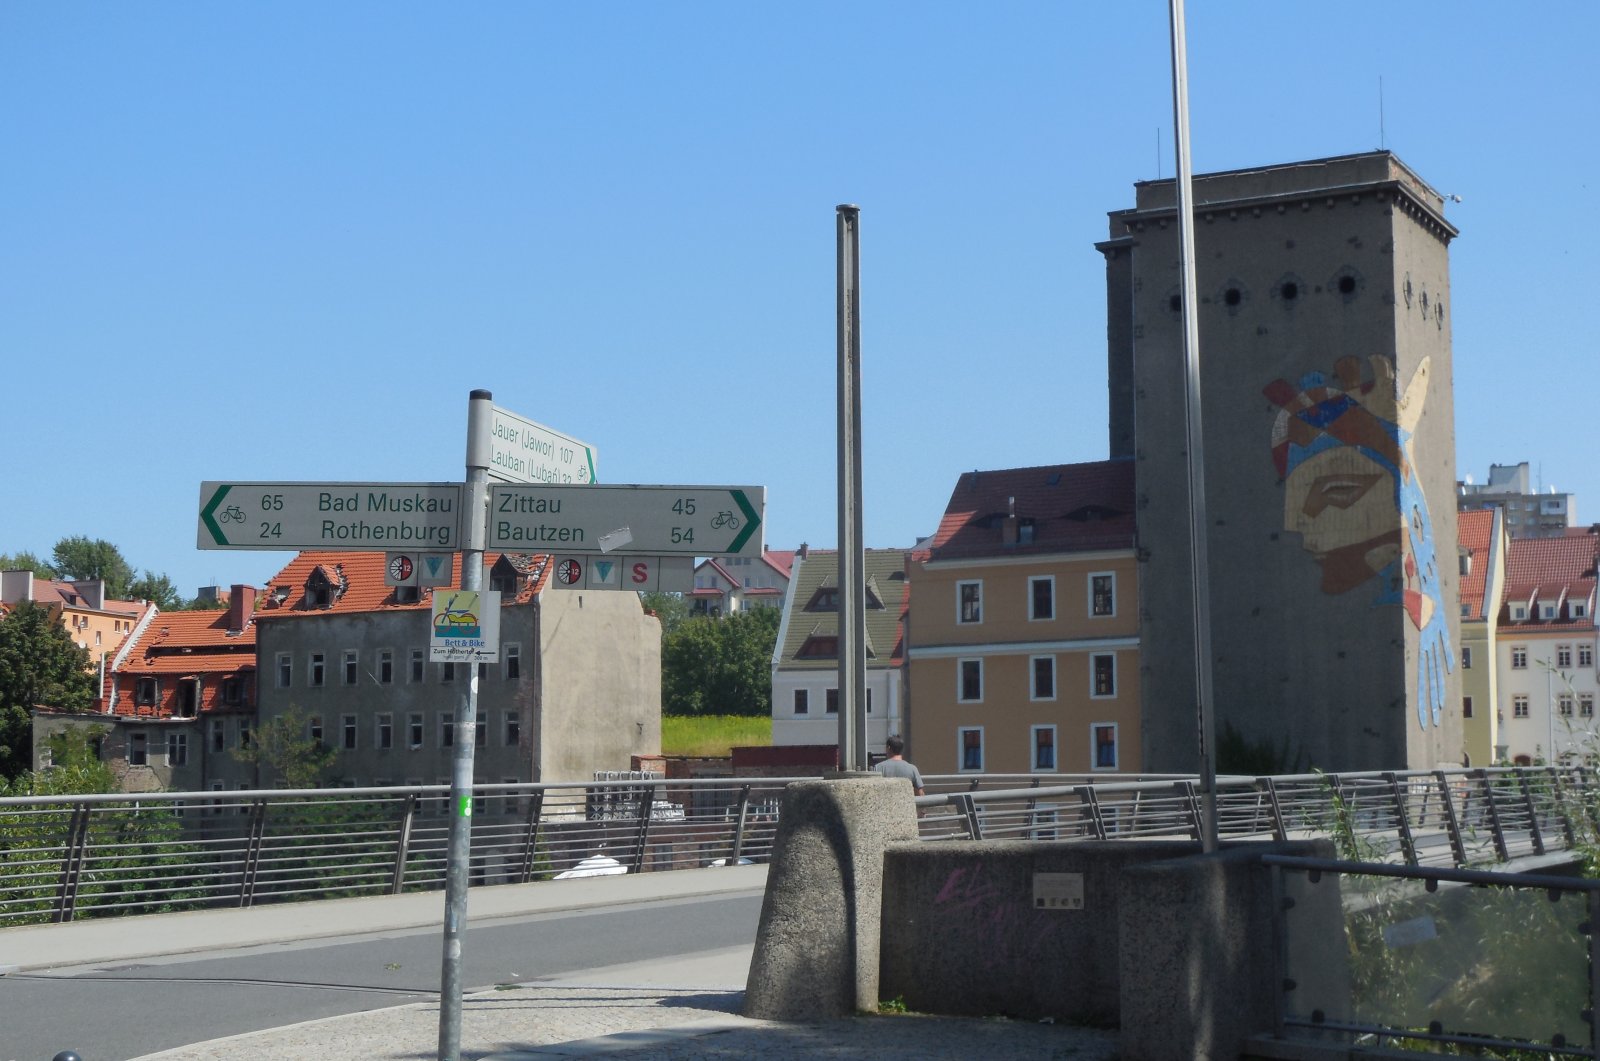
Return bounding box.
[1510,646,1528,669]
[504,710,521,747]
[1028,576,1055,621]
[276,653,293,688]
[408,712,425,749]
[1091,722,1119,771]
[378,648,394,684]
[956,580,983,625]
[208,718,225,752]
[375,712,394,750]
[1581,645,1595,668]
[342,649,359,685]
[503,644,521,681]
[957,658,984,703]
[167,731,188,767]
[341,714,358,750]
[1513,695,1530,719]
[409,648,426,683]
[1030,724,1058,772]
[128,731,148,766]
[1030,655,1056,701]
[309,653,326,688]
[1511,603,1528,621]
[1088,572,1117,618]
[1090,653,1117,699]
[1558,645,1573,669]
[957,726,985,773]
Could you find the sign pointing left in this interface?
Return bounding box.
[198,482,464,551]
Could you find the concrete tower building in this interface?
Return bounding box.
[1101,152,1462,772]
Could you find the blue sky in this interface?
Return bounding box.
[3,3,1595,596]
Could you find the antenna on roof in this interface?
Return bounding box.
[1378,75,1385,149]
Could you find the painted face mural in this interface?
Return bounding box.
[1265,355,1451,730]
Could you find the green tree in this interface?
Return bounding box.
[0,551,57,578]
[233,705,338,788]
[660,607,780,716]
[638,591,689,634]
[50,536,135,599]
[127,570,184,609]
[0,601,96,780]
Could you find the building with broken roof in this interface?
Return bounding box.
[252,550,661,791]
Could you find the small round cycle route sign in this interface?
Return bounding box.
[556,559,583,585]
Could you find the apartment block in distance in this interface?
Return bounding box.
[907,461,1139,776]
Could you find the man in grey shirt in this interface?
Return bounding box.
[875,734,925,796]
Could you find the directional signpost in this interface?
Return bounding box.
[198,394,763,1061]
[198,482,462,552]
[486,483,764,556]
[486,404,597,485]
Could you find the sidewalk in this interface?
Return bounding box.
[7,866,1119,1060]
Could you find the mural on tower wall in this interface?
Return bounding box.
[1264,354,1452,729]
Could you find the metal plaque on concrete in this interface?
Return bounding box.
[416,552,455,587]
[1032,872,1084,911]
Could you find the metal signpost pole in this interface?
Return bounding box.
[836,204,867,772]
[438,389,492,1060]
[1168,0,1219,852]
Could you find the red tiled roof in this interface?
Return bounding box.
[1457,509,1495,620]
[257,551,551,618]
[760,550,796,580]
[928,459,1136,560]
[1502,531,1598,629]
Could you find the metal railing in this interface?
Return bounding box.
[912,766,1600,871]
[0,776,797,927]
[3,766,1595,927]
[1262,854,1600,1057]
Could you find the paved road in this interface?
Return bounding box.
[3,893,763,1060]
[2,865,1121,1061]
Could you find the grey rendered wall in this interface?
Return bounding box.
[1120,155,1461,773]
[255,608,534,786]
[535,590,661,782]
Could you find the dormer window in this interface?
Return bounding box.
[1511,603,1528,622]
[1573,602,1589,619]
[134,677,158,706]
[797,635,838,659]
[1541,602,1557,620]
[805,587,839,612]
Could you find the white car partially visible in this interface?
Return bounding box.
[554,855,627,879]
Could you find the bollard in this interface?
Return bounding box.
[54,1052,83,1061]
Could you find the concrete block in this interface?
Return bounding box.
[742,774,919,1020]
[880,840,1198,1024]
[1117,840,1337,1061]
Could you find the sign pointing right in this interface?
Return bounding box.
[487,484,764,556]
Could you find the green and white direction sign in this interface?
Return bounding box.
[198,482,463,551]
[487,484,764,557]
[486,405,597,486]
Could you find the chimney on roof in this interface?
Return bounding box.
[1003,496,1020,545]
[1,569,35,604]
[227,585,257,633]
[798,543,808,559]
[80,579,106,611]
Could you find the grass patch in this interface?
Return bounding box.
[662,715,771,757]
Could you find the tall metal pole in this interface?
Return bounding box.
[1168,0,1219,851]
[836,204,868,772]
[438,389,491,1059]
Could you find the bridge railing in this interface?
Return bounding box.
[4,766,1595,927]
[911,765,1600,871]
[0,776,802,927]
